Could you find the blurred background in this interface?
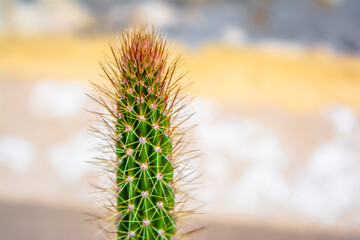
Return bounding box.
[1,0,360,239]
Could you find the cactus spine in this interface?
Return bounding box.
[90,25,195,240]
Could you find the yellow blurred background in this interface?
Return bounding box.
[1,0,360,239]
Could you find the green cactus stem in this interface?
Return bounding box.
[89,25,196,240]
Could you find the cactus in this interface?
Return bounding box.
[89,25,197,240]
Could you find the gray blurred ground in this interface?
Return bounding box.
[1,201,359,240]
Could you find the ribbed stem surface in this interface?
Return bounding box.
[112,26,176,240]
